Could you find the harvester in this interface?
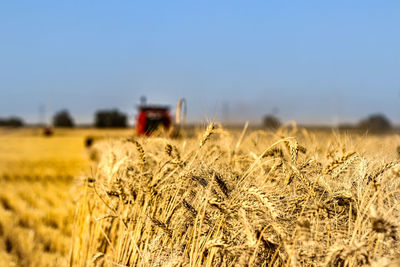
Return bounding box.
[136,98,186,136]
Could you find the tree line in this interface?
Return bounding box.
[263,113,395,133]
[53,109,128,128]
[0,117,24,127]
[0,109,128,128]
[0,110,396,132]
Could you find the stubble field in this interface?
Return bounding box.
[1,125,400,266]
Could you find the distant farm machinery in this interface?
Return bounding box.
[136,98,186,136]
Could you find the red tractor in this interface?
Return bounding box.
[136,105,171,135]
[136,98,186,136]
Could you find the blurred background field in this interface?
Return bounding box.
[0,128,133,266]
[0,128,135,180]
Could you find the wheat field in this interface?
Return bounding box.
[1,125,400,266]
[71,124,400,266]
[0,128,129,266]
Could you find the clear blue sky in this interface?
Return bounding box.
[1,1,399,125]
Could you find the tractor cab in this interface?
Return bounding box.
[136,105,171,135]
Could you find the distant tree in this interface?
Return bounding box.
[53,110,75,127]
[0,117,24,127]
[358,113,392,133]
[94,109,127,128]
[263,114,281,129]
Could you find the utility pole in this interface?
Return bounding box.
[38,104,46,126]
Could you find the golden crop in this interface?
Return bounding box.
[1,126,400,266]
[0,128,130,266]
[71,125,400,266]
